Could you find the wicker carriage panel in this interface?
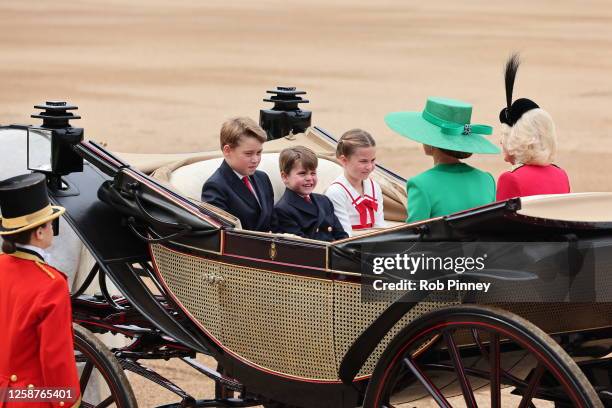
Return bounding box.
[150,244,338,380]
[333,283,457,378]
[150,244,222,339]
[216,263,338,380]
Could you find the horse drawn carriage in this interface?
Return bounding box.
[3,89,612,407]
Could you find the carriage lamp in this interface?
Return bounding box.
[25,101,84,236]
[260,87,312,140]
[28,101,84,182]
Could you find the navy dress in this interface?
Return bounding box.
[201,160,275,232]
[274,189,348,241]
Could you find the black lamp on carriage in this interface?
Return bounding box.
[26,101,84,235]
[260,87,312,141]
[27,101,84,182]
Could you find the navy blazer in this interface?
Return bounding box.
[201,160,275,232]
[274,189,348,242]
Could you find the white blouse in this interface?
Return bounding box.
[325,174,386,237]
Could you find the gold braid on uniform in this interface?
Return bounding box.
[35,262,56,279]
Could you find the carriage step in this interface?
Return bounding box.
[181,357,244,393]
[119,358,196,404]
[571,344,612,358]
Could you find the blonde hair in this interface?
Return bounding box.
[502,108,557,165]
[220,117,267,149]
[279,146,318,175]
[336,129,376,158]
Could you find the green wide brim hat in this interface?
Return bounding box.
[385,97,500,154]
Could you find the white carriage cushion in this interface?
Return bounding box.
[518,192,612,222]
[168,153,344,203]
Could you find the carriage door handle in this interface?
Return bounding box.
[204,273,224,285]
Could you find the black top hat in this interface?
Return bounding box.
[0,173,65,235]
[499,53,540,126]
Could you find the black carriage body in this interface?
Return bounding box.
[25,125,612,407]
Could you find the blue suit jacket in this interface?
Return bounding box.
[274,189,348,241]
[201,160,275,232]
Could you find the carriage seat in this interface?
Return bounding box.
[167,153,344,204]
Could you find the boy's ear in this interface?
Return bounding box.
[222,144,232,156]
[280,171,289,184]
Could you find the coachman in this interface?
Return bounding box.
[0,173,80,408]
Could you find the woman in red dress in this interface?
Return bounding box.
[0,173,80,408]
[497,54,570,201]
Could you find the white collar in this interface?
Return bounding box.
[15,244,49,262]
[233,169,249,180]
[337,174,373,197]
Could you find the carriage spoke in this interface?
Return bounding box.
[80,360,94,393]
[80,402,95,408]
[443,330,478,408]
[517,363,546,408]
[402,357,452,408]
[489,333,501,408]
[75,352,88,364]
[471,329,490,361]
[95,396,115,408]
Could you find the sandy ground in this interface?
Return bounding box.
[2,0,612,191]
[2,1,612,406]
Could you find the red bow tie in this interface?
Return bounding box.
[355,196,377,226]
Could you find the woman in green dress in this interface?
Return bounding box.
[386,97,500,223]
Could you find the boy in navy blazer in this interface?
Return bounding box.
[201,117,275,232]
[274,146,348,241]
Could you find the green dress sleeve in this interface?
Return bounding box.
[487,172,497,201]
[406,179,431,223]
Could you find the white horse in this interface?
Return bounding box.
[1,127,87,286]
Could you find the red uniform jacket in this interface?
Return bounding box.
[0,251,80,408]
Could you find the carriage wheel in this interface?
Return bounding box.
[74,324,137,408]
[363,305,602,408]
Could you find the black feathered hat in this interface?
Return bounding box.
[499,53,539,126]
[0,173,65,235]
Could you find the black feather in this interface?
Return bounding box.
[504,53,520,111]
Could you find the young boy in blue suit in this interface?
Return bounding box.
[274,146,348,241]
[201,117,275,232]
